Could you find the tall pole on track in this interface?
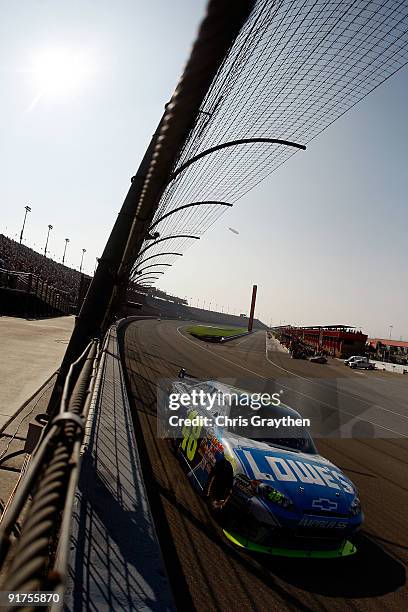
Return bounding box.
[47,0,256,414]
[248,284,257,332]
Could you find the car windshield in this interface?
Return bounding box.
[227,400,317,454]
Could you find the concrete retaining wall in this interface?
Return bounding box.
[64,325,174,611]
[370,360,408,375]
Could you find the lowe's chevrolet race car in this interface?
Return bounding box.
[162,372,363,558]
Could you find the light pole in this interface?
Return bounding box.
[79,248,86,273]
[44,224,53,257]
[20,205,31,244]
[389,325,393,340]
[62,238,70,264]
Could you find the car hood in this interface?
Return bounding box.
[222,434,356,514]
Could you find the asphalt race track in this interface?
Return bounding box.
[119,318,408,611]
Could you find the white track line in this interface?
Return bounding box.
[175,325,407,437]
[265,335,408,420]
[176,325,266,380]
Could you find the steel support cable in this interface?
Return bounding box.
[136,273,164,281]
[88,0,256,331]
[0,425,59,567]
[115,0,256,284]
[153,1,273,218]
[230,14,408,198]
[135,137,305,256]
[170,0,277,170]
[163,0,408,210]
[164,1,406,247]
[191,0,337,188]
[267,4,404,134]
[135,252,182,267]
[259,0,400,133]
[298,18,408,140]
[154,198,233,237]
[134,202,232,272]
[215,0,347,146]
[191,0,311,152]
[135,263,172,274]
[136,234,200,260]
[164,1,304,198]
[51,341,101,611]
[149,200,232,231]
[145,5,267,223]
[249,0,354,133]
[118,1,408,295]
[1,341,98,604]
[137,237,197,267]
[59,340,97,415]
[0,338,97,532]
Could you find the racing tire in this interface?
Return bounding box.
[169,436,179,454]
[206,460,233,520]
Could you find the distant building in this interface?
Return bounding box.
[277,325,368,358]
[367,338,408,363]
[368,338,408,351]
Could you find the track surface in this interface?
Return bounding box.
[120,318,408,611]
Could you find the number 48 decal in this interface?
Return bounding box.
[181,410,202,461]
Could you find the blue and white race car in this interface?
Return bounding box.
[163,372,363,558]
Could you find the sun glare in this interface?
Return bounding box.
[29,46,96,99]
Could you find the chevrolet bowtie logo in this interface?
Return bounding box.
[312,498,338,511]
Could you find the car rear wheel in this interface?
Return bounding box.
[207,460,233,517]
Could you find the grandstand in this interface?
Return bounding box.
[125,288,268,330]
[0,234,91,316]
[275,324,368,358]
[0,235,265,327]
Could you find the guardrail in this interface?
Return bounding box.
[0,339,100,610]
[0,268,71,315]
[369,359,408,375]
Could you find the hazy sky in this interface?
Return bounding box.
[1,0,407,339]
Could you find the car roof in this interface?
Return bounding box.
[206,381,303,420]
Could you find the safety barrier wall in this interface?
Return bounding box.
[0,268,70,315]
[64,324,174,611]
[370,360,408,375]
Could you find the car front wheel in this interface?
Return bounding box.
[207,460,233,517]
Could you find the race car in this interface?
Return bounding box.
[309,354,328,364]
[162,372,363,558]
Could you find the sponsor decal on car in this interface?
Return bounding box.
[234,447,354,494]
[311,498,338,511]
[299,518,347,529]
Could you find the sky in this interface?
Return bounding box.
[0,0,407,340]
